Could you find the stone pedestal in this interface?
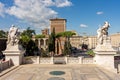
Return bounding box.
[94,38,117,69]
[3,45,24,66]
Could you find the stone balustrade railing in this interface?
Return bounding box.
[82,58,94,64]
[23,56,99,65]
[40,57,53,64]
[0,59,12,72]
[67,57,79,64]
[38,57,94,64]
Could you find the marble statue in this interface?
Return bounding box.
[97,21,110,45]
[3,25,24,66]
[97,27,103,44]
[101,21,110,36]
[95,22,117,70]
[7,25,20,46]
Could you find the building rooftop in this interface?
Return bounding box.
[50,18,67,22]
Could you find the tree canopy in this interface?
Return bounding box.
[35,34,45,38]
[56,31,76,38]
[21,27,35,38]
[0,30,7,38]
[19,27,38,56]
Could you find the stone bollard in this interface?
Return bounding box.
[78,56,83,64]
[65,56,67,64]
[118,64,120,73]
[51,57,53,64]
[36,56,40,64]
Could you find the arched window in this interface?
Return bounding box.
[46,39,48,45]
[40,39,44,45]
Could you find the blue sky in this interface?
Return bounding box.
[0,0,120,36]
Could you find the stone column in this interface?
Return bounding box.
[43,38,46,46]
[38,38,41,49]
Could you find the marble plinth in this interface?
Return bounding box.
[3,45,24,66]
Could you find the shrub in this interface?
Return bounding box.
[86,50,95,57]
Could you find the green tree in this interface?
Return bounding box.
[56,31,76,38]
[21,27,35,38]
[48,28,55,56]
[55,31,76,54]
[35,34,45,38]
[20,27,35,48]
[63,40,71,56]
[86,49,95,57]
[0,30,7,38]
[56,31,75,55]
[62,31,76,37]
[48,31,75,56]
[19,35,31,48]
[19,27,38,56]
[26,40,37,56]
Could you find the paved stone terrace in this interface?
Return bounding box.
[1,64,120,80]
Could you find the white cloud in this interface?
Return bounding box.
[80,24,88,28]
[5,0,72,29]
[0,2,5,17]
[96,11,104,15]
[55,0,72,7]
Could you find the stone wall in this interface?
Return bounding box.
[67,57,79,64]
[82,58,94,64]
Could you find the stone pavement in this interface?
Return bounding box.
[0,66,19,77]
[1,64,120,80]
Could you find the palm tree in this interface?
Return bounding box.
[20,27,37,56]
[55,33,63,54]
[20,27,35,47]
[63,31,76,37]
[21,27,35,38]
[19,35,31,48]
[48,30,76,56]
[56,31,76,55]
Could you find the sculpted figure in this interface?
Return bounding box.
[101,21,110,36]
[97,27,103,44]
[97,21,110,45]
[7,25,20,46]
